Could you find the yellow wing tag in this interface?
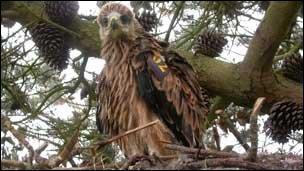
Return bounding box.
[147,51,169,80]
[152,53,168,73]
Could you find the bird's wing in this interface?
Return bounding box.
[132,49,210,147]
[95,70,120,136]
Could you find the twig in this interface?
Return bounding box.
[212,125,221,151]
[164,144,239,158]
[188,157,271,170]
[221,33,253,38]
[247,97,266,162]
[273,41,303,62]
[235,10,262,22]
[48,128,80,168]
[158,155,179,160]
[2,115,35,165]
[1,116,55,166]
[95,120,160,148]
[35,142,48,155]
[164,1,185,42]
[218,111,250,151]
[34,142,49,164]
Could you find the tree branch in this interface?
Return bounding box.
[164,1,185,42]
[240,2,302,105]
[218,110,250,151]
[164,143,239,158]
[48,128,80,168]
[2,115,35,165]
[247,97,266,162]
[242,2,301,75]
[273,41,303,62]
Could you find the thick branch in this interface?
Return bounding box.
[7,2,100,57]
[242,1,301,75]
[240,2,301,105]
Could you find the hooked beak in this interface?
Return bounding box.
[110,16,119,30]
[108,16,124,39]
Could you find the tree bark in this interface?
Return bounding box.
[240,1,302,105]
[4,1,303,110]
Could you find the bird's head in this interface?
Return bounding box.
[97,3,137,41]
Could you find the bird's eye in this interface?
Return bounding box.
[99,17,108,27]
[120,15,131,24]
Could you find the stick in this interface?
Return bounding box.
[95,120,160,148]
[218,111,250,151]
[48,128,80,168]
[188,157,271,170]
[158,155,179,160]
[2,115,35,165]
[247,97,266,162]
[212,125,221,151]
[35,142,48,155]
[164,144,239,158]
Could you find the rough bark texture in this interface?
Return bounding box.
[240,1,302,105]
[3,1,303,110]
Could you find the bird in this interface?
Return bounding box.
[96,2,210,158]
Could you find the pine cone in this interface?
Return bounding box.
[30,21,69,70]
[193,30,228,57]
[282,53,303,83]
[44,1,79,25]
[135,11,158,32]
[44,44,70,70]
[264,100,303,143]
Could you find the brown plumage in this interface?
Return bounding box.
[96,2,209,157]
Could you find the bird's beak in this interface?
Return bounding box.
[109,15,124,39]
[110,16,119,30]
